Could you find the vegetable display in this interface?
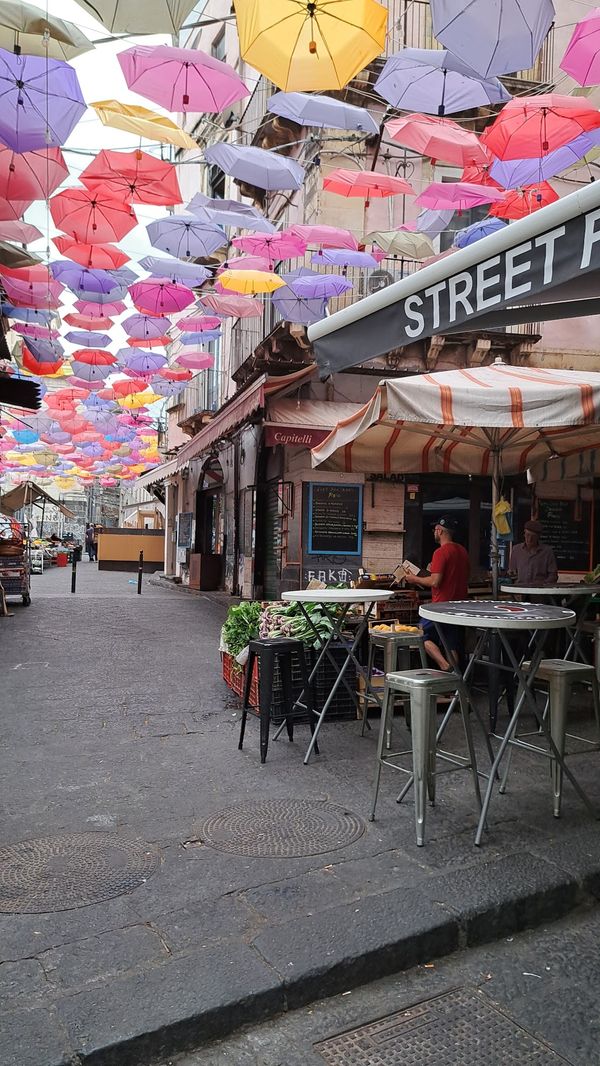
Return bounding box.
[258,602,339,647]
[221,601,262,661]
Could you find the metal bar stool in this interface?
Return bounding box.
[363,630,427,741]
[238,638,318,764]
[370,668,482,846]
[500,658,600,816]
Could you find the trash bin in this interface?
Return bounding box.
[56,551,68,567]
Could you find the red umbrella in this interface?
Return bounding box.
[127,335,170,348]
[21,348,64,376]
[0,147,68,201]
[385,113,488,166]
[64,312,114,330]
[323,169,415,199]
[482,95,600,160]
[112,379,148,396]
[53,237,130,269]
[71,348,117,366]
[0,197,33,221]
[158,366,192,381]
[0,263,52,282]
[489,181,559,220]
[461,145,502,188]
[80,149,182,206]
[50,187,137,243]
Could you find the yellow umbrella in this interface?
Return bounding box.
[118,391,162,409]
[91,100,197,151]
[219,269,286,295]
[54,477,76,490]
[233,0,387,92]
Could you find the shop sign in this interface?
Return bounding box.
[264,424,331,448]
[302,565,360,585]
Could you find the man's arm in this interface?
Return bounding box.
[405,570,442,589]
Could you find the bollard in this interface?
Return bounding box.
[137,550,143,594]
[71,556,77,594]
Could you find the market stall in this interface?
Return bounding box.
[0,514,30,607]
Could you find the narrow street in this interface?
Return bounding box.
[2,565,600,1065]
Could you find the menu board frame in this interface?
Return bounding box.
[306,482,363,557]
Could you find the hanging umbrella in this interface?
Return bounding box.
[52,237,129,270]
[138,255,211,286]
[561,9,600,86]
[489,181,559,220]
[174,350,214,370]
[158,366,192,382]
[90,99,197,150]
[0,48,86,152]
[129,279,195,316]
[152,379,184,398]
[375,48,511,116]
[178,330,220,346]
[23,338,63,362]
[73,287,128,306]
[416,208,455,237]
[489,130,600,188]
[64,312,114,330]
[0,240,40,268]
[74,299,126,317]
[22,349,63,376]
[385,113,488,167]
[177,314,221,331]
[50,261,123,295]
[286,223,359,250]
[365,230,434,260]
[291,274,352,298]
[205,143,305,192]
[233,0,387,92]
[64,331,112,347]
[482,95,600,161]
[220,254,272,273]
[323,169,414,200]
[118,44,249,114]
[118,391,161,409]
[112,379,149,397]
[71,348,116,366]
[272,270,327,325]
[311,248,378,268]
[0,219,42,243]
[268,91,378,133]
[430,0,555,79]
[122,313,171,340]
[231,232,307,262]
[188,196,277,234]
[415,181,504,211]
[70,361,113,382]
[118,348,167,373]
[14,323,60,340]
[146,215,225,259]
[200,293,262,318]
[3,278,62,308]
[0,146,67,200]
[454,218,507,248]
[1,303,53,324]
[126,335,171,349]
[70,0,201,34]
[0,1,93,60]
[0,195,32,219]
[80,149,182,207]
[50,188,137,244]
[218,269,286,295]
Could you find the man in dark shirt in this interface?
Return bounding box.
[404,515,470,670]
[509,520,558,586]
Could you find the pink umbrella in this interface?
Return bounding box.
[14,324,60,340]
[129,278,195,316]
[117,44,249,114]
[74,299,128,317]
[219,255,272,273]
[0,197,33,221]
[174,350,215,370]
[230,233,307,262]
[415,182,504,211]
[0,220,42,243]
[177,314,221,331]
[200,293,262,318]
[560,9,600,86]
[3,279,62,308]
[286,224,358,250]
[323,169,415,201]
[385,113,488,166]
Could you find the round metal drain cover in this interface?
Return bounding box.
[0,832,159,914]
[201,798,365,857]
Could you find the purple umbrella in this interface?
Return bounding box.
[291,274,353,299]
[72,285,128,304]
[64,331,112,347]
[24,338,64,361]
[375,49,511,116]
[178,330,221,345]
[51,261,123,295]
[84,411,118,429]
[269,91,379,134]
[122,313,171,340]
[152,379,184,397]
[454,218,508,248]
[1,304,54,324]
[272,268,328,325]
[188,193,277,233]
[205,143,305,192]
[310,249,379,268]
[82,393,114,410]
[117,349,167,373]
[146,215,226,259]
[70,360,112,381]
[0,48,86,152]
[138,255,212,285]
[490,130,600,188]
[430,0,555,80]
[416,208,455,238]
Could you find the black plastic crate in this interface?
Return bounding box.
[256,643,358,724]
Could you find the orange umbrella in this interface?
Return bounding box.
[489,181,559,220]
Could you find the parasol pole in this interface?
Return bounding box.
[491,447,500,598]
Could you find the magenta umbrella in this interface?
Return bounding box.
[231,232,307,262]
[129,278,195,316]
[220,255,272,273]
[74,299,127,317]
[415,182,504,211]
[177,314,221,331]
[118,44,249,114]
[285,224,359,250]
[561,10,600,86]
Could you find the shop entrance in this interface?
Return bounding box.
[255,447,284,600]
[191,456,224,589]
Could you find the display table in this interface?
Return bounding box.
[419,600,595,845]
[500,584,600,663]
[281,589,395,763]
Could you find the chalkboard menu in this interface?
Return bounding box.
[307,483,363,556]
[516,499,592,572]
[177,511,193,549]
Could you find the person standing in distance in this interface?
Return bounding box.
[85,523,96,562]
[404,515,470,671]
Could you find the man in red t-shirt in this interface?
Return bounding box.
[404,515,469,670]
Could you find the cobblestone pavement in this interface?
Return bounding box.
[2,564,600,1066]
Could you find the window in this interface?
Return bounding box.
[208,162,226,200]
[211,29,226,62]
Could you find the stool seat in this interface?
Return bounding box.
[386,668,460,693]
[523,659,596,682]
[238,638,317,764]
[364,629,427,740]
[369,630,424,647]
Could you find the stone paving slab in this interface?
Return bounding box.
[2,565,600,1065]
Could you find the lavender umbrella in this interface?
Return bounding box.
[188,193,277,233]
[50,261,123,295]
[178,330,221,345]
[269,91,379,134]
[0,48,86,152]
[490,130,600,188]
[122,313,171,340]
[310,249,379,268]
[24,338,64,361]
[1,304,54,324]
[118,349,167,373]
[272,268,327,325]
[375,49,511,116]
[146,215,226,259]
[72,285,128,304]
[454,218,508,248]
[64,331,112,347]
[152,379,184,397]
[138,255,211,286]
[205,143,305,192]
[291,274,353,299]
[416,208,455,238]
[430,0,555,80]
[70,361,112,381]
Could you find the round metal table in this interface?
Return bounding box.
[281,589,395,763]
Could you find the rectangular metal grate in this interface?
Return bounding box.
[314,987,573,1065]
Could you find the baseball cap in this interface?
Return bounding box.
[431,514,457,530]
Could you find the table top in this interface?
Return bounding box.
[500,583,600,598]
[420,600,576,631]
[282,589,395,605]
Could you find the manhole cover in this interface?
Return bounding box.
[200,798,365,857]
[315,988,573,1065]
[0,832,160,914]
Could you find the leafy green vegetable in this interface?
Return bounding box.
[221,601,262,660]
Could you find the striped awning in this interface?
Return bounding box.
[311,362,600,476]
